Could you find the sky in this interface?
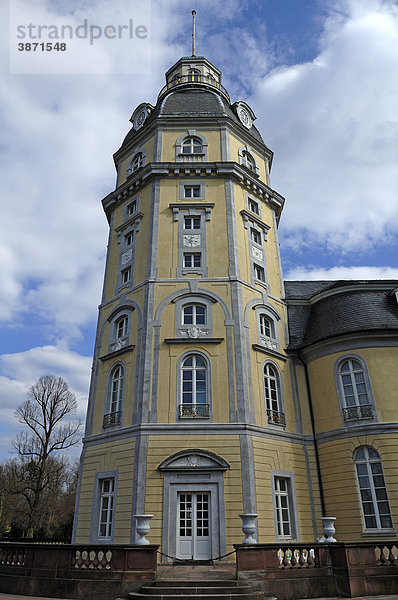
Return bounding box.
[1,0,397,460]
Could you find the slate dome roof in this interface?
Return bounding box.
[285,281,398,350]
[121,88,265,147]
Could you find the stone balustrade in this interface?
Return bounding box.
[0,542,158,600]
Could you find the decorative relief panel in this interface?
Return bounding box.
[183,234,201,247]
[252,246,263,261]
[121,249,133,265]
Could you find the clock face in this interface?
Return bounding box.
[134,109,146,129]
[237,106,253,129]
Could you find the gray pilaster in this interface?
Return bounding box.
[240,433,257,517]
[130,434,149,543]
[224,179,240,278]
[71,447,86,543]
[154,126,163,161]
[272,210,285,298]
[220,126,230,161]
[231,281,253,422]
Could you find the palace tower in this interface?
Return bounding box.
[73,47,398,557]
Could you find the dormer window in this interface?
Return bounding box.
[241,150,256,171]
[132,153,143,172]
[176,132,208,163]
[126,149,146,177]
[238,146,259,175]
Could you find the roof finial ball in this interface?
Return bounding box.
[192,10,196,57]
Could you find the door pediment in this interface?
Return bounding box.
[158,449,229,471]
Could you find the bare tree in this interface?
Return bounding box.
[12,375,82,538]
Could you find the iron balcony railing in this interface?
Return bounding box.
[179,403,210,418]
[267,409,286,427]
[343,404,373,421]
[103,411,122,428]
[158,74,230,103]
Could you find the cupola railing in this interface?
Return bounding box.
[158,73,230,103]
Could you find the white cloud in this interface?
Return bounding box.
[252,0,398,253]
[285,265,398,280]
[0,345,91,459]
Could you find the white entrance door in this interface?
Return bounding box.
[177,492,211,560]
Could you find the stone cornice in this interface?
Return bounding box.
[101,161,285,222]
[316,421,398,444]
[99,345,135,361]
[165,338,224,344]
[82,422,315,447]
[298,331,398,363]
[114,115,273,165]
[252,344,288,361]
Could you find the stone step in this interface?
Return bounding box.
[128,593,264,600]
[153,581,241,587]
[138,585,256,595]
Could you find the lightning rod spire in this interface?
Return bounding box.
[192,10,196,57]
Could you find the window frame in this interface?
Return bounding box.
[238,145,259,175]
[177,351,211,420]
[107,307,134,355]
[90,471,118,543]
[263,361,286,427]
[179,181,205,200]
[253,263,266,282]
[126,148,146,176]
[125,197,139,220]
[271,471,300,542]
[103,363,125,429]
[176,131,208,162]
[174,295,213,338]
[354,446,393,532]
[254,305,280,351]
[334,355,376,425]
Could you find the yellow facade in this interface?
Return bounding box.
[74,53,398,556]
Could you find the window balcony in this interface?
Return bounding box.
[103,411,122,428]
[267,409,286,427]
[343,405,374,421]
[179,403,210,418]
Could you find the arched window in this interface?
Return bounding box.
[131,152,143,172]
[354,447,393,531]
[126,149,146,176]
[188,68,201,82]
[241,150,256,171]
[182,137,203,155]
[110,365,124,414]
[116,316,128,340]
[337,357,374,421]
[182,304,206,326]
[259,314,275,339]
[176,132,208,162]
[103,365,124,428]
[180,354,209,418]
[264,363,285,426]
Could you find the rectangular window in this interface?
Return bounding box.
[184,216,201,229]
[248,198,259,215]
[184,185,201,198]
[184,253,201,268]
[98,478,115,538]
[254,264,265,281]
[127,200,137,216]
[274,477,292,539]
[251,228,262,244]
[121,267,131,284]
[124,232,134,247]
